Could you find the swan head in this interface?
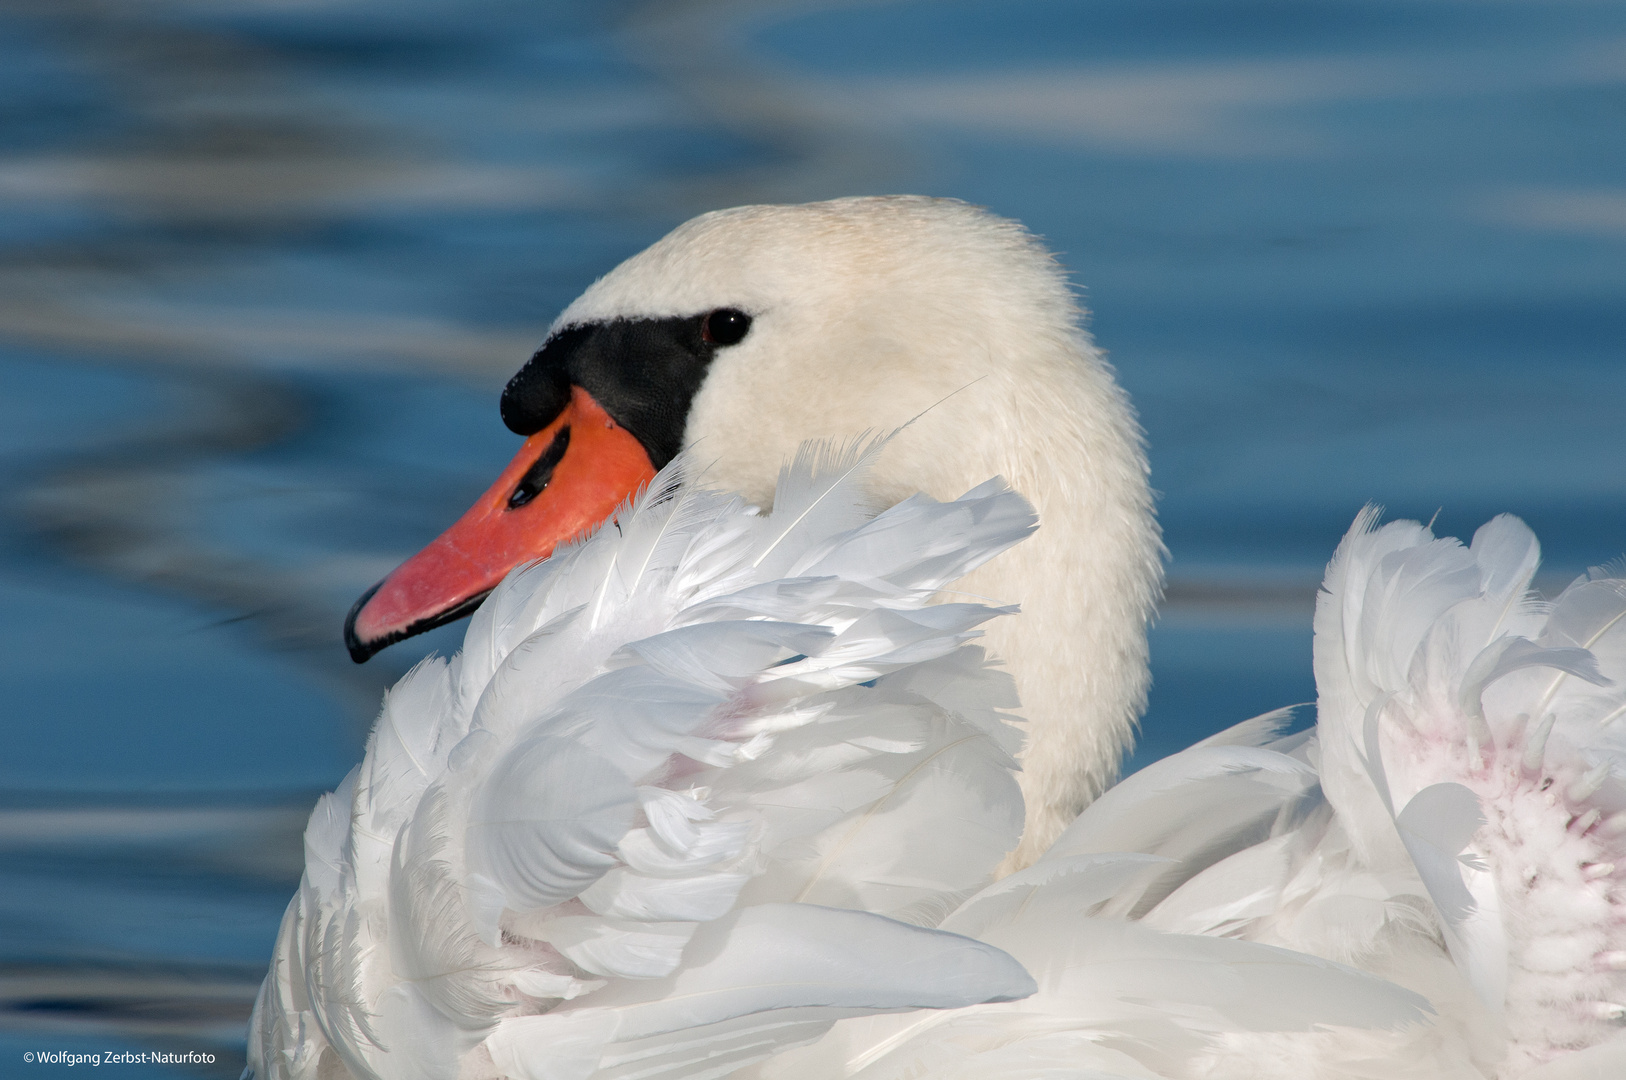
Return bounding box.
[345,195,1163,864]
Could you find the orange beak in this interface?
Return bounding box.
[344,386,658,662]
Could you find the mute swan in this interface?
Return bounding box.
[343,197,1162,872]
[251,197,1626,1079]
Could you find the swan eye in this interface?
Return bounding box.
[701,308,752,346]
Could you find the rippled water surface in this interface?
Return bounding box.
[1,1,1623,1071]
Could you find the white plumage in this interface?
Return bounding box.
[250,197,1626,1079]
[253,448,1043,1080]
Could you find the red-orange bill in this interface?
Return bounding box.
[344,386,658,662]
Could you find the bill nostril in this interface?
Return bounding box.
[507,425,572,509]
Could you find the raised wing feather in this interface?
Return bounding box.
[250,448,1040,1080]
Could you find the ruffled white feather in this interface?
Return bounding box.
[1060,509,1626,1077]
[251,478,1626,1079]
[247,446,1040,1080]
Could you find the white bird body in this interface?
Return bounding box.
[251,197,1626,1079]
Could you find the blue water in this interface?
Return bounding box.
[0,1,1622,1072]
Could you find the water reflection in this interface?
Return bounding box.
[1,1,1623,1072]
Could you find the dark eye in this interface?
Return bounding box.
[701,308,752,346]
